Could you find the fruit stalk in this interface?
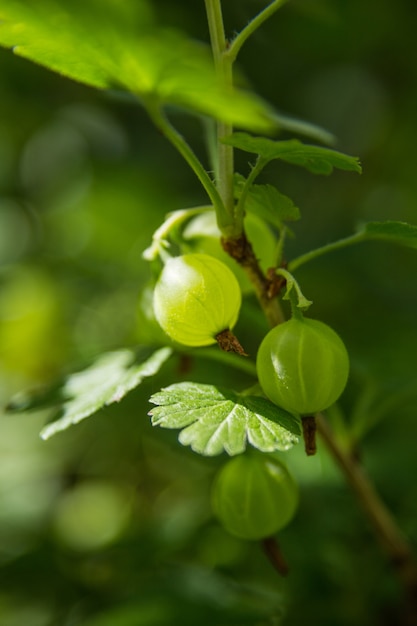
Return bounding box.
[301,415,317,456]
[262,537,289,577]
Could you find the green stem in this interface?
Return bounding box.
[287,286,304,321]
[289,232,366,272]
[226,0,290,64]
[235,156,268,217]
[145,102,227,225]
[205,0,285,325]
[274,224,288,267]
[205,0,237,236]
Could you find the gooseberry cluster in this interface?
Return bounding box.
[151,242,349,542]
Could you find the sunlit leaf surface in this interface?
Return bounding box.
[149,382,301,456]
[0,0,274,130]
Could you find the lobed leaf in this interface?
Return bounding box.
[0,0,274,130]
[225,132,362,175]
[6,347,173,439]
[359,220,417,248]
[149,382,301,456]
[234,173,300,228]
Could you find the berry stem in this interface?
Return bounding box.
[262,536,289,577]
[215,329,247,355]
[301,415,317,456]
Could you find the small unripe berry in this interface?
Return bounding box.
[153,253,241,347]
[256,317,349,415]
[212,454,298,540]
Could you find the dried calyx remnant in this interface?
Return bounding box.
[216,328,247,355]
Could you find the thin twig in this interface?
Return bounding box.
[227,0,290,64]
[316,413,417,612]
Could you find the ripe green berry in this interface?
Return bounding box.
[212,454,298,540]
[256,317,349,415]
[153,253,241,347]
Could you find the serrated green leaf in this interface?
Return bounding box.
[234,174,300,228]
[149,382,301,456]
[0,0,274,130]
[35,347,172,439]
[0,0,153,89]
[225,133,362,175]
[359,220,417,248]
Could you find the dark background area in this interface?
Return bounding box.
[0,1,417,624]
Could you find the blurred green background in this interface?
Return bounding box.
[1,1,417,625]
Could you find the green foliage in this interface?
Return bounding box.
[7,347,172,439]
[0,0,273,130]
[359,220,417,248]
[1,1,417,625]
[225,131,362,174]
[234,173,300,228]
[149,382,301,456]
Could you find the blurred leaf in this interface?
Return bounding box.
[80,601,172,626]
[358,220,417,248]
[234,173,300,228]
[0,267,68,378]
[0,0,274,130]
[149,382,301,456]
[6,347,173,439]
[6,381,65,414]
[225,132,362,174]
[272,111,336,145]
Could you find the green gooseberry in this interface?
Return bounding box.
[153,253,241,347]
[212,454,298,540]
[256,316,349,415]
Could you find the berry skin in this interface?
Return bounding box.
[256,317,349,415]
[212,454,298,540]
[153,253,241,347]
